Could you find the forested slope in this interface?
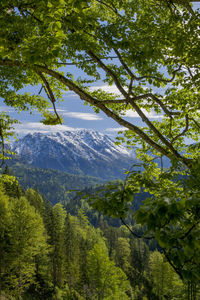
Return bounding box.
[6,162,150,228]
[7,162,103,204]
[0,180,197,299]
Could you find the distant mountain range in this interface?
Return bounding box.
[12,130,137,180]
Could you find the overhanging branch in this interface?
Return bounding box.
[171,114,189,143]
[36,71,62,124]
[0,59,193,168]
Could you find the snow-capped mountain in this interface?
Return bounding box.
[12,129,136,179]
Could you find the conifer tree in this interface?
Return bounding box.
[86,243,130,299]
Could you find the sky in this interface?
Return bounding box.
[0,80,163,139]
[0,54,164,139]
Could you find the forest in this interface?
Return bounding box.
[1,0,200,299]
[0,180,197,299]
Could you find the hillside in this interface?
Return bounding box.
[9,162,103,205]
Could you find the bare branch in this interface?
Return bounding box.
[187,67,194,79]
[21,9,43,23]
[128,78,133,97]
[128,97,186,162]
[179,221,199,240]
[38,85,43,95]
[163,249,183,280]
[87,50,127,97]
[190,118,200,130]
[114,48,182,84]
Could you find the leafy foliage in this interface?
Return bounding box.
[0,0,200,282]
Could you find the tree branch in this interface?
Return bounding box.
[131,93,174,119]
[136,65,182,83]
[0,59,192,168]
[163,249,183,280]
[21,9,43,23]
[53,56,118,66]
[33,65,174,159]
[87,51,181,155]
[179,221,199,240]
[120,218,154,240]
[114,48,182,84]
[128,98,186,162]
[38,85,43,95]
[0,123,5,168]
[114,48,137,80]
[187,67,194,79]
[36,71,62,124]
[171,114,189,143]
[94,0,119,15]
[100,99,127,104]
[87,50,127,97]
[190,118,200,130]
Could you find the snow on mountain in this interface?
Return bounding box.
[12,129,136,179]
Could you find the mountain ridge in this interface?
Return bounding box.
[12,129,136,179]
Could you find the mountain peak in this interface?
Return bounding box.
[12,129,135,179]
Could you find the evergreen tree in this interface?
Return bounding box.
[114,237,132,275]
[149,251,185,299]
[0,193,48,299]
[50,203,66,289]
[86,243,130,299]
[64,214,81,291]
[25,188,45,216]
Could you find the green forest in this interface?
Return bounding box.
[1,0,200,299]
[0,180,197,300]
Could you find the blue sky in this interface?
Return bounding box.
[0,58,163,138]
[0,80,163,139]
[0,61,164,138]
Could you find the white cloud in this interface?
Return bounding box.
[105,127,127,132]
[37,108,103,121]
[62,84,122,98]
[62,92,79,98]
[14,122,76,135]
[124,109,163,119]
[0,106,15,113]
[90,84,122,96]
[48,108,66,113]
[62,111,103,121]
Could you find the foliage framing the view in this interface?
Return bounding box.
[0,0,200,281]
